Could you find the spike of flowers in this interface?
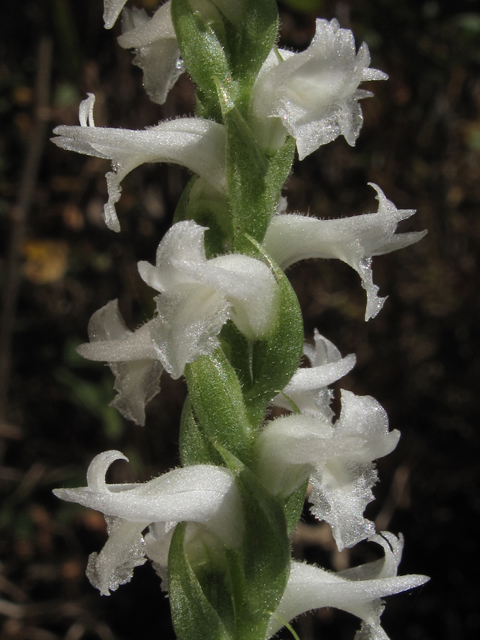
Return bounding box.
[53,1,428,639]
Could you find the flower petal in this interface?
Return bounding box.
[103,0,128,29]
[86,516,147,596]
[52,115,227,231]
[264,184,427,320]
[268,559,429,638]
[309,390,400,549]
[151,287,231,379]
[273,330,356,418]
[118,3,184,105]
[255,414,364,497]
[139,221,280,350]
[253,19,387,157]
[54,451,243,548]
[76,301,162,425]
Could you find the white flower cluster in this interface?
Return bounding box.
[53,3,428,639]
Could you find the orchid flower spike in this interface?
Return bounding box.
[269,532,429,640]
[252,18,388,159]
[273,329,356,420]
[77,221,280,416]
[264,184,427,320]
[118,2,184,105]
[256,390,400,549]
[53,450,242,595]
[52,94,227,232]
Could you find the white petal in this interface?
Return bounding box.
[86,516,147,595]
[310,460,377,550]
[253,19,387,156]
[309,390,400,549]
[52,119,227,231]
[118,3,183,105]
[255,414,365,497]
[335,390,400,462]
[151,288,230,379]
[79,93,95,127]
[338,532,404,582]
[76,301,162,425]
[268,560,429,638]
[144,521,176,590]
[273,330,356,418]
[138,220,209,292]
[103,0,128,29]
[54,454,243,548]
[181,253,280,339]
[139,221,280,352]
[264,184,426,320]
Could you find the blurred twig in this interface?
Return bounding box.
[0,37,53,420]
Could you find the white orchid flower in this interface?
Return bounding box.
[256,390,400,549]
[53,450,242,595]
[269,532,429,640]
[77,221,280,413]
[273,329,356,420]
[118,2,184,105]
[76,299,162,426]
[252,18,387,159]
[264,184,427,320]
[52,94,227,232]
[138,220,280,375]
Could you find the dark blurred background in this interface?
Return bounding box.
[0,0,479,639]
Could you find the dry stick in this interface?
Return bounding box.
[0,37,52,420]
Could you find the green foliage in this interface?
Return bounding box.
[224,0,278,114]
[169,522,233,640]
[179,395,224,466]
[218,446,291,640]
[242,242,304,421]
[171,0,231,121]
[184,349,255,465]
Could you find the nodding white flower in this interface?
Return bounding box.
[252,18,387,159]
[269,532,429,640]
[118,2,184,105]
[77,221,280,416]
[264,184,427,320]
[51,94,227,232]
[77,299,162,426]
[273,329,356,420]
[53,450,242,595]
[256,390,400,549]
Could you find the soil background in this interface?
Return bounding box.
[0,1,479,639]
